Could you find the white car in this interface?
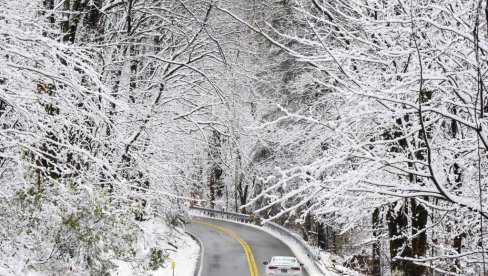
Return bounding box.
[263,256,303,275]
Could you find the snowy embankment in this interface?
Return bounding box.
[155,232,199,276]
[2,218,200,276]
[113,233,199,276]
[113,219,200,276]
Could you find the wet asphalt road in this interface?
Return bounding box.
[187,217,309,276]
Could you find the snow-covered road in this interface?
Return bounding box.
[187,217,310,276]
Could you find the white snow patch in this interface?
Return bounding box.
[112,221,200,276]
[155,232,199,276]
[318,252,361,276]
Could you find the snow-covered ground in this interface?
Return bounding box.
[112,232,199,276]
[113,219,200,276]
[155,232,199,276]
[317,252,361,276]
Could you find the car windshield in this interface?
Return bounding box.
[271,257,296,265]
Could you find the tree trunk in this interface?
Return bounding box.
[411,198,428,275]
[208,131,223,208]
[61,0,70,42]
[86,0,103,29]
[317,221,326,250]
[387,201,413,275]
[372,207,381,275]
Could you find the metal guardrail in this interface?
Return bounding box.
[190,206,327,274]
[190,206,248,222]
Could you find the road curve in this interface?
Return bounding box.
[187,217,309,276]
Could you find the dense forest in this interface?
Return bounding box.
[1,0,488,275]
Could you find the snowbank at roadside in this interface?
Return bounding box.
[317,252,361,276]
[112,219,200,276]
[155,231,199,276]
[112,231,198,276]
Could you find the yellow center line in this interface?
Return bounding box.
[196,219,259,276]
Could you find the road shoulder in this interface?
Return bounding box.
[186,231,204,276]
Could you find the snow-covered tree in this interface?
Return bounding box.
[219,0,488,274]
